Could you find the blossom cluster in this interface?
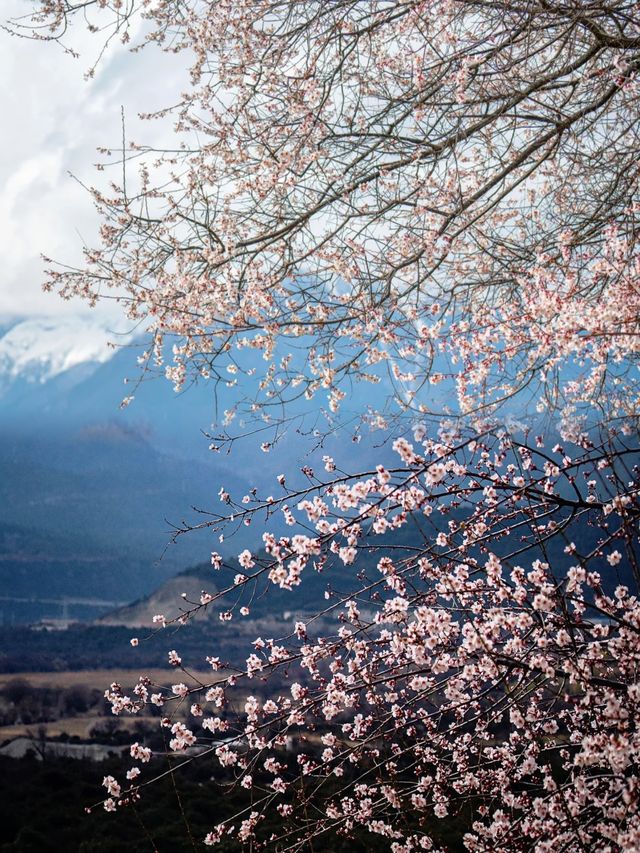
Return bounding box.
[21,0,640,431]
[99,430,640,850]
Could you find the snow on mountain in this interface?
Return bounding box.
[0,316,133,385]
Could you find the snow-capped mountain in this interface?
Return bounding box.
[0,314,223,455]
[0,316,131,386]
[0,315,233,618]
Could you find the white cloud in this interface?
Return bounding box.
[0,1,187,321]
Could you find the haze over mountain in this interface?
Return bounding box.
[0,316,243,623]
[0,315,387,624]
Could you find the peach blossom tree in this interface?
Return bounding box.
[104,427,640,851]
[18,0,640,427]
[16,1,640,850]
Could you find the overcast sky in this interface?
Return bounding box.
[0,1,185,324]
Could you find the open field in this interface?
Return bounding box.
[0,714,160,741]
[0,668,248,746]
[0,668,219,691]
